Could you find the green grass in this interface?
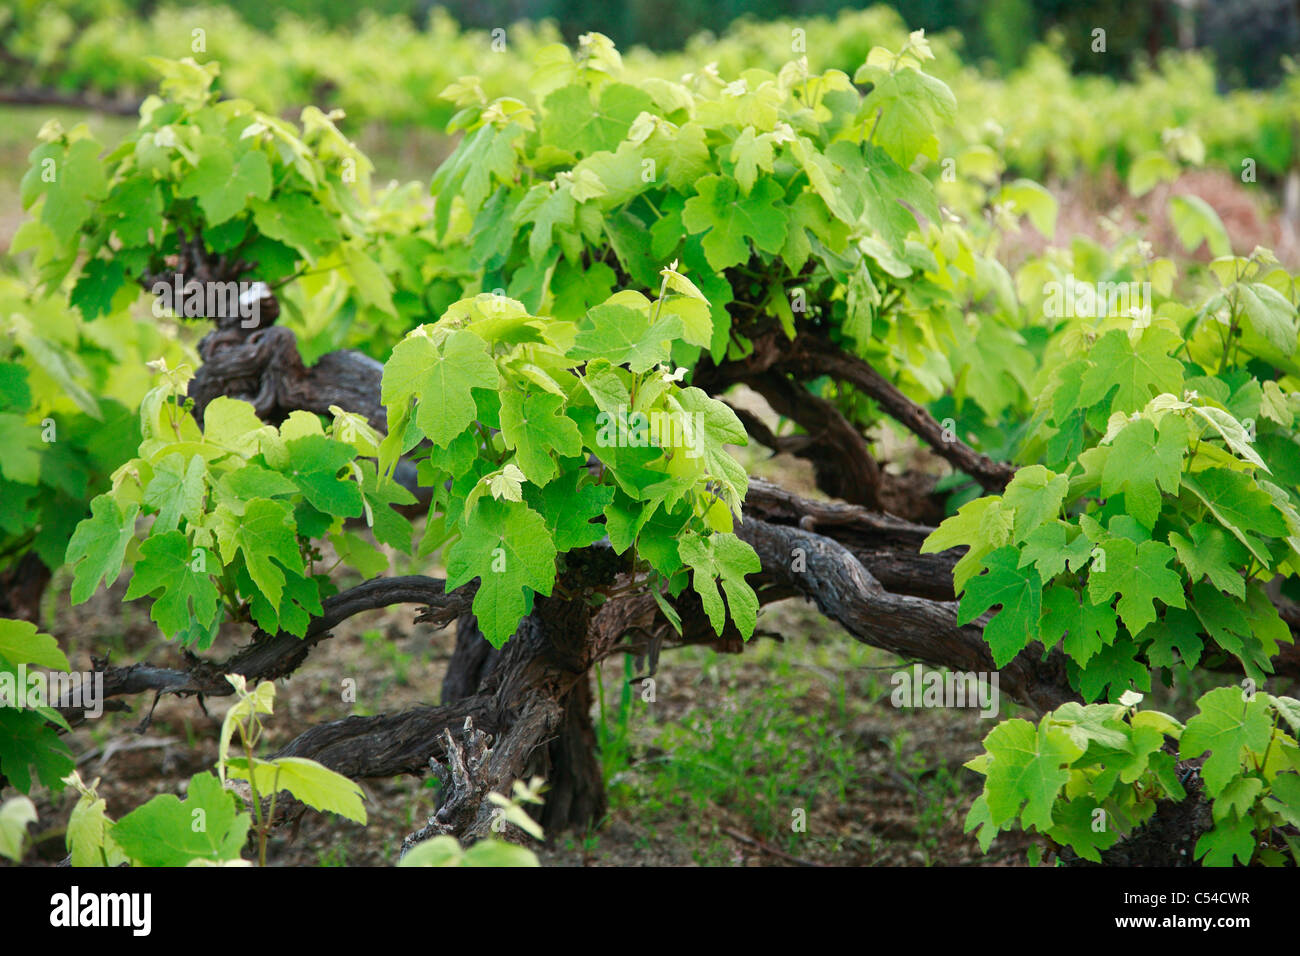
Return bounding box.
[643,656,857,848]
[592,629,900,858]
[359,626,418,690]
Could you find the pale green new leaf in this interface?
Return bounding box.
[226,756,367,824]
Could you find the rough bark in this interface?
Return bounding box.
[531,673,607,833]
[188,326,386,430]
[743,477,958,599]
[695,321,1013,510]
[57,575,472,725]
[440,614,500,705]
[438,611,605,833]
[735,370,885,508]
[264,513,1081,806]
[734,516,1078,713]
[0,552,52,625]
[785,333,1016,493]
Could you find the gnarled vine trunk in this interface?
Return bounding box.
[438,611,606,835]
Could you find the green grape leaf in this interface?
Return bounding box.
[1266,771,1300,828]
[1087,537,1185,637]
[678,530,761,639]
[982,717,1083,831]
[571,144,640,205]
[957,546,1042,667]
[398,835,462,867]
[1000,465,1068,542]
[1048,701,1131,750]
[462,840,542,867]
[1100,416,1188,528]
[1047,797,1122,863]
[1040,585,1117,666]
[1190,583,1252,663]
[216,497,303,613]
[239,556,321,640]
[383,327,500,449]
[67,497,139,605]
[541,83,655,156]
[250,192,340,262]
[1193,813,1256,866]
[525,470,615,551]
[23,138,109,247]
[1077,328,1184,415]
[963,793,997,852]
[1018,521,1092,581]
[517,181,575,262]
[673,386,750,506]
[0,363,30,411]
[1238,282,1298,357]
[1181,469,1288,558]
[431,122,522,233]
[1272,696,1300,736]
[572,302,682,374]
[220,464,299,501]
[1167,521,1248,599]
[178,147,271,225]
[70,257,128,320]
[859,143,939,249]
[144,453,207,533]
[446,498,557,648]
[66,789,127,867]
[1143,607,1206,669]
[357,459,416,551]
[110,771,250,866]
[729,126,775,194]
[1074,640,1151,702]
[1214,775,1264,823]
[681,175,788,271]
[282,436,363,518]
[202,396,269,457]
[0,795,34,861]
[643,122,710,192]
[0,618,69,670]
[1179,686,1272,796]
[551,261,617,323]
[225,756,366,824]
[124,532,220,644]
[343,245,397,316]
[100,177,162,247]
[486,463,526,502]
[0,708,74,794]
[856,65,956,166]
[499,390,583,486]
[923,496,1013,593]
